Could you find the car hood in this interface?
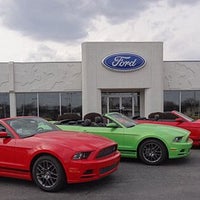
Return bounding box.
[34,130,114,151]
[134,123,190,137]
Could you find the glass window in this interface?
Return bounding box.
[134,93,140,117]
[164,90,200,118]
[164,91,180,112]
[0,93,10,118]
[16,93,37,116]
[16,92,82,121]
[181,91,199,117]
[61,92,82,117]
[109,97,120,113]
[101,95,107,114]
[71,92,82,115]
[101,92,140,117]
[39,93,59,120]
[194,91,200,118]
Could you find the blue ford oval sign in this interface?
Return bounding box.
[102,53,146,72]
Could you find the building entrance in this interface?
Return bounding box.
[101,92,140,117]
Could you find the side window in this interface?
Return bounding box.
[0,124,13,138]
[0,124,6,132]
[106,119,121,128]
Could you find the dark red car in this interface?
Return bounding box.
[136,110,200,147]
[0,116,120,192]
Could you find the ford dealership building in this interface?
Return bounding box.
[0,42,200,120]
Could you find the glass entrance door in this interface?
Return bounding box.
[121,96,133,117]
[109,97,120,113]
[102,92,140,117]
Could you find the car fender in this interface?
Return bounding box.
[135,135,169,152]
[29,145,74,173]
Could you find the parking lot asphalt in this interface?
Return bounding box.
[1,149,200,200]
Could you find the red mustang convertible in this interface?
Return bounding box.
[0,116,120,192]
[136,110,200,147]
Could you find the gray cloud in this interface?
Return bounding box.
[167,0,200,7]
[27,44,58,61]
[0,0,89,41]
[0,0,159,42]
[0,0,198,42]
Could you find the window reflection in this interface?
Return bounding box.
[164,90,200,118]
[164,91,179,111]
[101,96,107,115]
[39,93,59,120]
[181,91,196,116]
[109,97,120,112]
[16,93,37,116]
[16,92,82,121]
[194,91,200,118]
[101,92,140,117]
[0,93,10,118]
[61,92,82,116]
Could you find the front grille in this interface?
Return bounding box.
[96,144,117,159]
[99,162,118,174]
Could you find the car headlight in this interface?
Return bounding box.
[73,152,91,160]
[173,136,183,142]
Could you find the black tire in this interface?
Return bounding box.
[32,155,66,192]
[138,139,167,165]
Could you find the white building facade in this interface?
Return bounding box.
[0,42,200,120]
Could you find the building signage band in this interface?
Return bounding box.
[102,53,146,72]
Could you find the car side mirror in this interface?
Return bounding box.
[0,131,9,138]
[106,123,118,128]
[175,118,184,123]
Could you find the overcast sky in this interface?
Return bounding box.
[0,0,200,62]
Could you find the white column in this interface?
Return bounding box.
[8,61,16,117]
[9,92,16,117]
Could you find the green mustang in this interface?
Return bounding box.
[56,112,193,165]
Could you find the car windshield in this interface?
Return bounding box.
[6,117,60,138]
[173,111,194,122]
[107,113,137,128]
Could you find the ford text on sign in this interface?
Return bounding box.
[102,53,146,72]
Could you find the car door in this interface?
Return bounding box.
[80,123,127,150]
[137,119,182,127]
[0,124,16,169]
[58,121,126,146]
[149,119,193,132]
